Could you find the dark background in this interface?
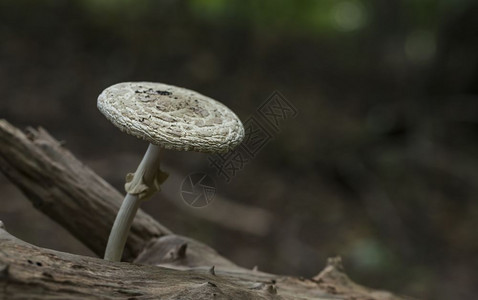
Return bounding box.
[1,1,478,299]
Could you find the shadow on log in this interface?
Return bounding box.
[0,119,414,299]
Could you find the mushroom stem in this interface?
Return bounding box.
[104,143,165,261]
[104,193,141,261]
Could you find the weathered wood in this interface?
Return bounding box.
[0,225,409,300]
[134,235,240,269]
[0,119,171,261]
[0,119,414,299]
[0,226,271,299]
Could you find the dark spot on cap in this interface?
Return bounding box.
[156,90,172,96]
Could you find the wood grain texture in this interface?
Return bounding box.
[0,119,172,261]
[0,119,414,299]
[0,226,410,300]
[0,227,272,300]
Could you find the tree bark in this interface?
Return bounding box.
[0,119,414,300]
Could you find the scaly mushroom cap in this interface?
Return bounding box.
[97,82,244,153]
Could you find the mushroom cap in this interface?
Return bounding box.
[97,82,244,153]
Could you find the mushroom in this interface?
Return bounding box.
[97,82,244,261]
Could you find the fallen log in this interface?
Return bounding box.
[0,119,414,299]
[0,119,171,261]
[0,224,408,300]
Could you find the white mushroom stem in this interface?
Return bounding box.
[104,143,166,261]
